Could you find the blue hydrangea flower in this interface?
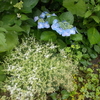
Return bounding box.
[37,21,50,29]
[51,23,59,30]
[43,21,50,28]
[53,19,58,24]
[52,13,57,16]
[40,12,46,18]
[61,27,77,36]
[34,16,39,22]
[37,22,44,29]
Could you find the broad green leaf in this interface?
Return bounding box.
[94,4,100,11]
[40,31,57,41]
[2,14,16,25]
[59,12,74,24]
[91,16,100,23]
[5,32,19,51]
[22,25,30,35]
[63,0,87,17]
[20,14,29,20]
[70,33,83,41]
[84,10,92,18]
[87,27,100,44]
[0,27,7,33]
[0,33,7,52]
[57,39,66,49]
[22,0,39,13]
[50,93,57,100]
[4,25,24,32]
[61,90,70,99]
[94,45,100,53]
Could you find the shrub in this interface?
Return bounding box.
[1,37,78,100]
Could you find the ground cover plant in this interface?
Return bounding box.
[0,37,78,100]
[0,0,100,100]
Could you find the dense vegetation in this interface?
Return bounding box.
[0,0,100,100]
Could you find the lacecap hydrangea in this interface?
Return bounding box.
[34,11,78,36]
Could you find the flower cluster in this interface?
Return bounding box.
[34,11,78,36]
[34,11,56,29]
[51,19,77,36]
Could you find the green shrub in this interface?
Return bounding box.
[1,37,78,100]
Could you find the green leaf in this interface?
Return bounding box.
[0,27,7,33]
[22,25,30,35]
[4,25,24,32]
[94,45,100,53]
[22,0,39,13]
[63,0,87,17]
[47,16,58,24]
[20,14,29,20]
[2,14,16,25]
[87,27,100,44]
[59,12,74,24]
[40,31,57,41]
[91,16,100,23]
[5,32,19,51]
[61,90,70,99]
[50,93,57,100]
[57,39,66,49]
[70,33,83,41]
[84,10,92,18]
[0,33,7,52]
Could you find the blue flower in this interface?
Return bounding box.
[61,27,77,36]
[51,23,59,30]
[37,22,44,29]
[53,19,58,24]
[37,21,50,29]
[52,13,57,16]
[40,12,46,18]
[61,29,71,36]
[34,16,39,22]
[44,21,50,28]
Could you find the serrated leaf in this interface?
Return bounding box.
[70,33,83,41]
[87,27,100,44]
[63,0,87,17]
[40,31,57,41]
[0,27,7,33]
[91,16,100,23]
[5,32,19,51]
[20,14,29,20]
[4,25,24,32]
[59,12,74,24]
[22,0,39,13]
[2,14,16,25]
[22,25,30,35]
[85,10,92,18]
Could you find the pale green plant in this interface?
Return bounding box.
[1,37,78,100]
